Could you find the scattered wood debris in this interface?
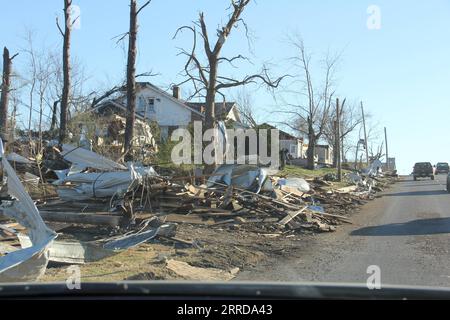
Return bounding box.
[166,259,239,281]
[0,145,398,282]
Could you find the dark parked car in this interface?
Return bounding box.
[413,162,434,181]
[435,162,449,175]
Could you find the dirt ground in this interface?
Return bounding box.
[40,222,318,282]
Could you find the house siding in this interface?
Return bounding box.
[280,139,303,159]
[127,87,193,127]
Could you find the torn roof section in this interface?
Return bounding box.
[186,102,240,122]
[0,140,56,282]
[60,144,127,172]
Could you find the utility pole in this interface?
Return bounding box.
[336,98,342,181]
[361,102,369,165]
[384,127,389,171]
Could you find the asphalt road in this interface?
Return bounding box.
[237,174,450,287]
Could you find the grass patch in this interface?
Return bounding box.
[278,166,353,190]
[279,166,350,179]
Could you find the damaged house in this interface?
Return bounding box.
[91,82,245,142]
[186,101,246,129]
[261,124,304,159]
[260,124,333,165]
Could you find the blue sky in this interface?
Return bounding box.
[2,0,450,174]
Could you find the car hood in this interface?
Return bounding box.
[1,281,450,300]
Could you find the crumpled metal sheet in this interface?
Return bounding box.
[0,140,57,283]
[363,159,383,177]
[208,164,271,194]
[346,172,363,185]
[56,165,158,201]
[278,178,311,193]
[6,152,32,164]
[103,225,170,251]
[19,219,176,264]
[61,144,127,171]
[18,235,115,265]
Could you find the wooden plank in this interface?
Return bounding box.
[166,259,239,281]
[205,181,304,211]
[236,217,279,224]
[162,214,215,225]
[278,207,308,226]
[312,212,352,224]
[335,186,358,194]
[0,224,18,236]
[213,219,236,226]
[39,211,123,227]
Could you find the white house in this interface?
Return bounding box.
[279,131,304,159]
[93,83,204,140]
[94,82,244,140]
[261,124,304,159]
[301,144,334,165]
[263,124,333,165]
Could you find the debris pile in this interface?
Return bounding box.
[0,142,397,282]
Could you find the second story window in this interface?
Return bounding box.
[148,98,155,113]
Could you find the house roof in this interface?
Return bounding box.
[93,82,246,124]
[92,100,147,121]
[96,82,204,117]
[303,144,332,150]
[186,102,237,118]
[261,123,303,141]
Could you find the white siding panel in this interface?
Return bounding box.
[136,87,192,127]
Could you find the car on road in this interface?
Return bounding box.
[435,162,450,175]
[413,162,435,181]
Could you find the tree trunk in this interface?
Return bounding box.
[205,57,218,131]
[332,122,338,168]
[124,0,138,158]
[336,98,342,181]
[306,141,315,170]
[306,128,316,170]
[59,0,72,144]
[51,100,59,132]
[0,47,12,139]
[203,57,218,174]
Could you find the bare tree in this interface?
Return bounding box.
[366,119,384,161]
[45,49,89,134]
[278,37,339,169]
[56,0,77,143]
[9,91,20,139]
[36,55,54,150]
[20,31,39,137]
[323,99,363,165]
[20,33,56,136]
[90,86,122,109]
[122,0,151,158]
[174,0,286,132]
[350,113,382,167]
[0,47,18,139]
[234,88,258,128]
